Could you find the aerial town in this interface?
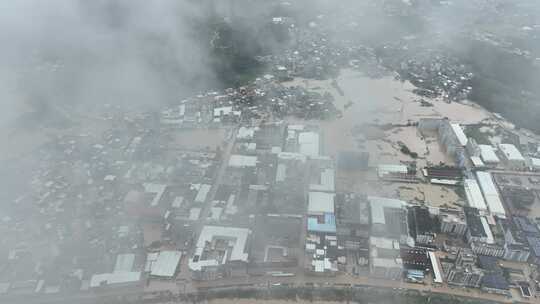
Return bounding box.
[3,1,540,304]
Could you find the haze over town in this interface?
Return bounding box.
[2,1,540,304]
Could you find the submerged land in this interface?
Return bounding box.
[3,1,540,304]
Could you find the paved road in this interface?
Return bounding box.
[193,272,525,304]
[194,126,238,235]
[5,270,529,304]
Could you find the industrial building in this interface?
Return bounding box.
[422,166,463,184]
[368,196,412,246]
[377,164,417,182]
[89,272,141,290]
[298,131,320,158]
[464,179,488,212]
[149,251,182,279]
[308,192,335,216]
[498,144,526,169]
[478,145,500,165]
[188,226,250,281]
[369,237,403,280]
[88,252,142,290]
[476,171,506,218]
[428,251,444,284]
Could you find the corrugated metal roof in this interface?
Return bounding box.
[308,192,335,215]
[377,164,408,178]
[150,251,182,278]
[476,171,506,217]
[451,123,468,146]
[298,132,320,157]
[499,144,525,161]
[479,145,500,163]
[309,168,335,192]
[464,179,487,211]
[470,156,485,167]
[429,251,443,283]
[114,254,135,272]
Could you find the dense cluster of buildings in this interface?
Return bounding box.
[3,3,540,302]
[4,100,540,302]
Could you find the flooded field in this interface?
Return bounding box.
[397,183,463,209]
[284,69,492,161]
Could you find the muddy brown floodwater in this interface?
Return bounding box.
[283,69,492,164]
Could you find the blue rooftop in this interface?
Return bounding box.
[307,213,336,233]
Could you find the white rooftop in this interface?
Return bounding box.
[451,123,468,146]
[499,144,525,162]
[113,253,135,272]
[308,192,335,215]
[189,226,250,271]
[464,179,487,211]
[194,184,211,203]
[229,155,258,167]
[476,171,506,217]
[530,157,540,169]
[479,145,500,163]
[378,164,408,178]
[470,156,485,168]
[298,132,320,157]
[237,127,256,140]
[428,251,443,283]
[150,251,182,278]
